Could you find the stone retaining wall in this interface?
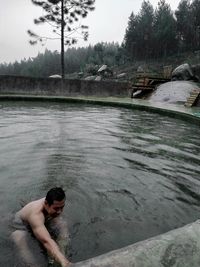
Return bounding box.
[0,75,131,97]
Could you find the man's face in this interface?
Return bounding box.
[46,199,65,218]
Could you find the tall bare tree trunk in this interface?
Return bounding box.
[61,0,65,80]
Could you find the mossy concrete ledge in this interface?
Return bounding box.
[0,94,200,124]
[73,220,200,267]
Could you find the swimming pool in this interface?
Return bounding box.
[0,100,200,266]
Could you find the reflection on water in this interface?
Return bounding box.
[0,101,200,265]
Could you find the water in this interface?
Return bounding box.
[0,101,200,266]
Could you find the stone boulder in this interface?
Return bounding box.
[97,65,108,73]
[95,76,102,81]
[49,74,62,78]
[191,64,200,82]
[97,65,113,77]
[116,73,127,79]
[172,63,195,81]
[84,76,96,81]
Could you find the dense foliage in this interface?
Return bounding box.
[0,43,121,77]
[123,0,200,60]
[1,0,200,77]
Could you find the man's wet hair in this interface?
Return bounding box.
[45,187,66,206]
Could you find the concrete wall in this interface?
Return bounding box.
[74,220,200,267]
[0,75,131,97]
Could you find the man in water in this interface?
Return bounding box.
[11,187,72,267]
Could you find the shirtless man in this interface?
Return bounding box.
[11,187,72,267]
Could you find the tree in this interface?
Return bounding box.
[175,0,193,52]
[28,0,95,79]
[137,0,154,59]
[190,0,200,50]
[153,0,177,58]
[123,12,140,60]
[123,1,154,61]
[94,43,104,64]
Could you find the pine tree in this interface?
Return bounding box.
[123,12,139,60]
[153,0,177,58]
[175,0,192,52]
[28,0,95,79]
[137,0,154,59]
[190,0,200,50]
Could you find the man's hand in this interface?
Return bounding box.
[29,215,71,267]
[62,259,73,267]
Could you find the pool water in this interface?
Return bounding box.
[0,101,200,266]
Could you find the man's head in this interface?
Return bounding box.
[44,187,66,217]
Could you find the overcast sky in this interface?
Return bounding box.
[0,0,180,63]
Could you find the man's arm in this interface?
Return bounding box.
[29,215,71,267]
[52,217,70,255]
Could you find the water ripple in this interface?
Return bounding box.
[0,101,200,264]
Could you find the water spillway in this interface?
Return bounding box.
[1,99,200,266]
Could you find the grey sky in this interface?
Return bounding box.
[0,0,180,63]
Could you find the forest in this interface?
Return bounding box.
[0,0,199,77]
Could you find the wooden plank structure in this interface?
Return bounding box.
[184,89,200,107]
[163,65,173,79]
[131,75,170,98]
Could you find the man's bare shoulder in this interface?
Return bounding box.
[19,197,45,224]
[28,211,45,229]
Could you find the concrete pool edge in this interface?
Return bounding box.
[73,219,200,267]
[0,94,200,125]
[1,94,200,266]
